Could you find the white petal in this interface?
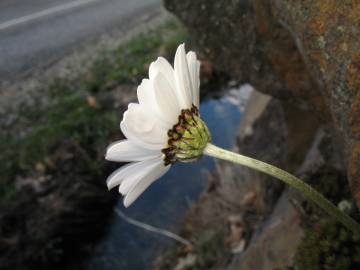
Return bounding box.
[137,79,156,116]
[153,72,180,124]
[118,157,162,195]
[149,57,175,87]
[106,162,140,190]
[137,78,175,128]
[120,103,168,150]
[105,139,159,162]
[119,157,158,195]
[174,44,193,109]
[107,157,164,190]
[123,158,170,207]
[186,51,200,107]
[137,79,166,127]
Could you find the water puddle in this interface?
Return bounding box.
[88,85,252,270]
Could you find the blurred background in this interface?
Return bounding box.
[1,1,360,270]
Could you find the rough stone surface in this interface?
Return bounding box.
[164,0,328,115]
[227,190,303,270]
[164,0,360,205]
[271,0,360,206]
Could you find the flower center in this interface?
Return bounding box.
[162,105,211,165]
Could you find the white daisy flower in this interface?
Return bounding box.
[105,44,211,207]
[103,46,360,237]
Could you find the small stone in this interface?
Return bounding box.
[231,239,246,254]
[174,254,197,270]
[35,162,46,174]
[86,95,98,108]
[338,200,352,213]
[241,191,257,206]
[226,214,246,252]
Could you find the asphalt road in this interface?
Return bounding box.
[0,0,161,81]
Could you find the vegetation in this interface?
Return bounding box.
[0,18,190,269]
[82,19,188,92]
[295,218,360,270]
[0,19,188,202]
[294,164,360,270]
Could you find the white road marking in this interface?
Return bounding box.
[0,0,102,31]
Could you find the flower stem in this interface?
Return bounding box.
[203,143,360,235]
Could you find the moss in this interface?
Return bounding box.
[0,90,117,201]
[19,92,117,172]
[295,218,360,270]
[293,131,360,270]
[294,161,360,270]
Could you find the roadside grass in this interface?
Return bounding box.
[83,19,188,92]
[0,19,188,202]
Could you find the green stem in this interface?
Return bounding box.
[203,143,360,235]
